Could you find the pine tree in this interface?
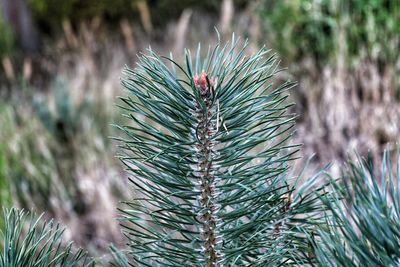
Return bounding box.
[116,35,328,266]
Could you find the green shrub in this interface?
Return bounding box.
[259,0,400,66]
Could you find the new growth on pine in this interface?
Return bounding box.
[116,35,328,266]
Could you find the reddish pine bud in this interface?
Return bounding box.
[193,71,213,95]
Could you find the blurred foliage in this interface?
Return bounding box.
[28,0,138,31]
[0,78,120,216]
[0,106,11,209]
[0,100,61,211]
[32,78,116,150]
[0,110,11,232]
[260,0,335,63]
[27,0,247,32]
[33,79,88,146]
[28,0,139,32]
[0,147,10,209]
[0,12,15,57]
[260,0,400,66]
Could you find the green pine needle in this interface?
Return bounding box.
[0,208,93,267]
[314,148,400,266]
[116,35,327,266]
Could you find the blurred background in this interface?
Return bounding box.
[0,0,399,260]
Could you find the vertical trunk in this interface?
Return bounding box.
[2,0,39,53]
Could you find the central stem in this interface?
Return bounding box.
[194,96,221,267]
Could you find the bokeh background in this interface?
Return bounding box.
[0,0,399,260]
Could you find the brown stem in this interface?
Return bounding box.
[194,96,222,267]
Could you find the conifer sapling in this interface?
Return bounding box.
[117,35,327,266]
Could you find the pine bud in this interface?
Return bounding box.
[193,71,213,96]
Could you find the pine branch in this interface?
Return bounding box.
[117,35,327,266]
[314,148,400,266]
[109,244,130,267]
[0,208,92,267]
